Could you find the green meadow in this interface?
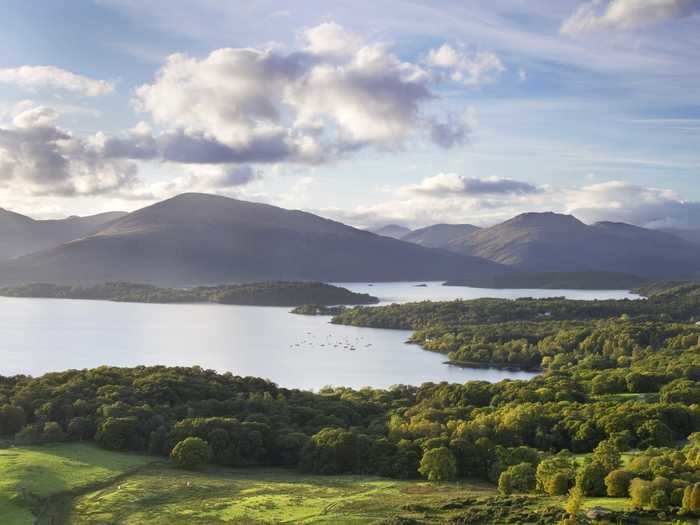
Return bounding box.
[0,443,685,524]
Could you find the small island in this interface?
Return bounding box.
[290,304,348,316]
[0,281,379,307]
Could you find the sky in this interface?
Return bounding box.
[0,0,699,229]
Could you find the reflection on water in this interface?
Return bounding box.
[0,282,639,390]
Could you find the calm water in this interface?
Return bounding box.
[0,283,640,390]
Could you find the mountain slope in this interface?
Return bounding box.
[0,193,506,285]
[446,212,700,278]
[401,223,480,248]
[660,228,700,244]
[369,224,412,239]
[0,209,127,260]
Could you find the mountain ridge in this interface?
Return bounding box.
[0,193,506,285]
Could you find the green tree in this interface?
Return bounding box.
[498,462,535,494]
[629,478,653,509]
[0,405,26,435]
[682,483,700,515]
[576,461,607,496]
[536,453,575,495]
[170,437,210,469]
[604,469,633,497]
[564,485,584,522]
[591,440,621,472]
[41,422,66,443]
[547,472,572,496]
[650,490,669,511]
[418,447,457,481]
[300,427,358,475]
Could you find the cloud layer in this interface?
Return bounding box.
[128,24,491,165]
[0,106,137,196]
[0,66,114,96]
[321,175,700,230]
[561,0,699,34]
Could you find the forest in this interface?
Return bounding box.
[0,282,698,522]
[0,281,378,307]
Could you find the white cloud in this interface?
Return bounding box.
[425,44,505,86]
[318,175,700,230]
[0,105,138,197]
[143,164,262,200]
[561,0,699,35]
[303,22,363,58]
[132,24,481,163]
[0,65,114,96]
[407,173,538,196]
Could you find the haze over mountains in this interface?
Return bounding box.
[0,194,503,285]
[373,212,700,279]
[401,224,481,249]
[1,194,700,287]
[0,209,127,260]
[369,224,412,239]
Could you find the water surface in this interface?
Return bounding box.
[0,283,639,390]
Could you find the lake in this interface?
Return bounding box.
[0,282,640,390]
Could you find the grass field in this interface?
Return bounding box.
[67,466,500,524]
[0,444,155,525]
[0,444,682,525]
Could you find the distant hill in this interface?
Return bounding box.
[446,212,700,278]
[369,224,412,239]
[0,193,506,285]
[0,209,126,260]
[401,223,480,248]
[0,281,379,306]
[660,228,700,244]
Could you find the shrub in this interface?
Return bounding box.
[170,437,210,469]
[629,478,653,509]
[418,447,457,481]
[498,462,536,494]
[576,462,607,496]
[682,483,700,515]
[605,469,633,497]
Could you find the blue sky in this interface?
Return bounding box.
[0,0,698,228]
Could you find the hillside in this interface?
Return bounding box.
[0,193,506,285]
[446,212,700,278]
[401,223,481,248]
[0,208,126,260]
[661,227,700,244]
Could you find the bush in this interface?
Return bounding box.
[576,461,607,496]
[682,483,700,515]
[170,437,210,469]
[300,427,358,474]
[591,440,621,472]
[547,472,571,496]
[41,422,66,443]
[605,469,633,497]
[650,490,669,511]
[499,463,536,494]
[418,447,457,481]
[629,478,653,509]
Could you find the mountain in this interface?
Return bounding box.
[0,193,507,285]
[446,212,700,278]
[661,228,700,244]
[401,223,481,248]
[370,224,412,239]
[0,208,127,260]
